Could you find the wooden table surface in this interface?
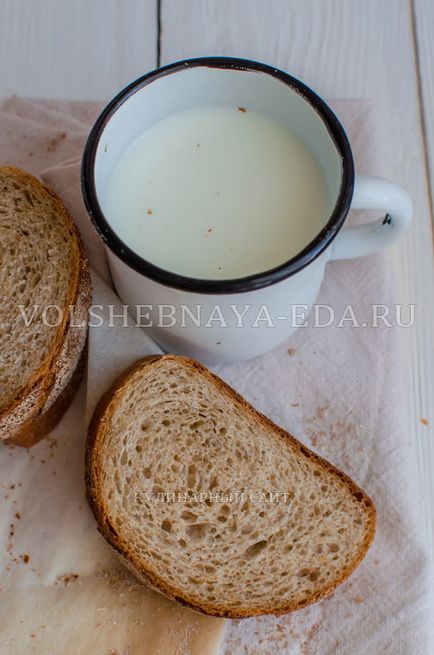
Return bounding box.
[0,0,432,552]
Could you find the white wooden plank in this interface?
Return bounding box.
[161,0,434,550]
[0,0,157,100]
[414,0,434,219]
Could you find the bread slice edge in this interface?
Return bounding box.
[0,166,91,446]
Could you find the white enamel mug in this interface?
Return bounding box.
[82,57,412,365]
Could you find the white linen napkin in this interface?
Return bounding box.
[0,96,432,655]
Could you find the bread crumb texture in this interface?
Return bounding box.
[0,167,81,415]
[88,356,376,617]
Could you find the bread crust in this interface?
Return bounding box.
[8,337,88,448]
[86,355,376,619]
[0,166,91,447]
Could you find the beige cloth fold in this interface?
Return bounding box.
[0,96,433,655]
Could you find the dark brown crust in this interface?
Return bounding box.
[0,166,91,446]
[7,337,88,448]
[86,355,377,619]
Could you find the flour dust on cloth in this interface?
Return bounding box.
[0,96,432,655]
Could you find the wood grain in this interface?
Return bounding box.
[160,0,434,549]
[0,0,157,100]
[413,0,434,221]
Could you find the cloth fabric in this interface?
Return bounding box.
[0,96,432,655]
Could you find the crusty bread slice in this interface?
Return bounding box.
[86,355,376,618]
[0,166,91,447]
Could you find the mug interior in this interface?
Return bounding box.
[95,66,341,223]
[83,58,354,293]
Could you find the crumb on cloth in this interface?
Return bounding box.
[56,573,80,585]
[46,132,66,152]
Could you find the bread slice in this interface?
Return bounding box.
[86,355,376,618]
[0,166,91,447]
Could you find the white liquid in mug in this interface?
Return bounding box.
[104,105,329,279]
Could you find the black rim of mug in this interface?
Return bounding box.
[81,56,355,294]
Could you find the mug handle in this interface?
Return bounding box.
[329,174,412,261]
